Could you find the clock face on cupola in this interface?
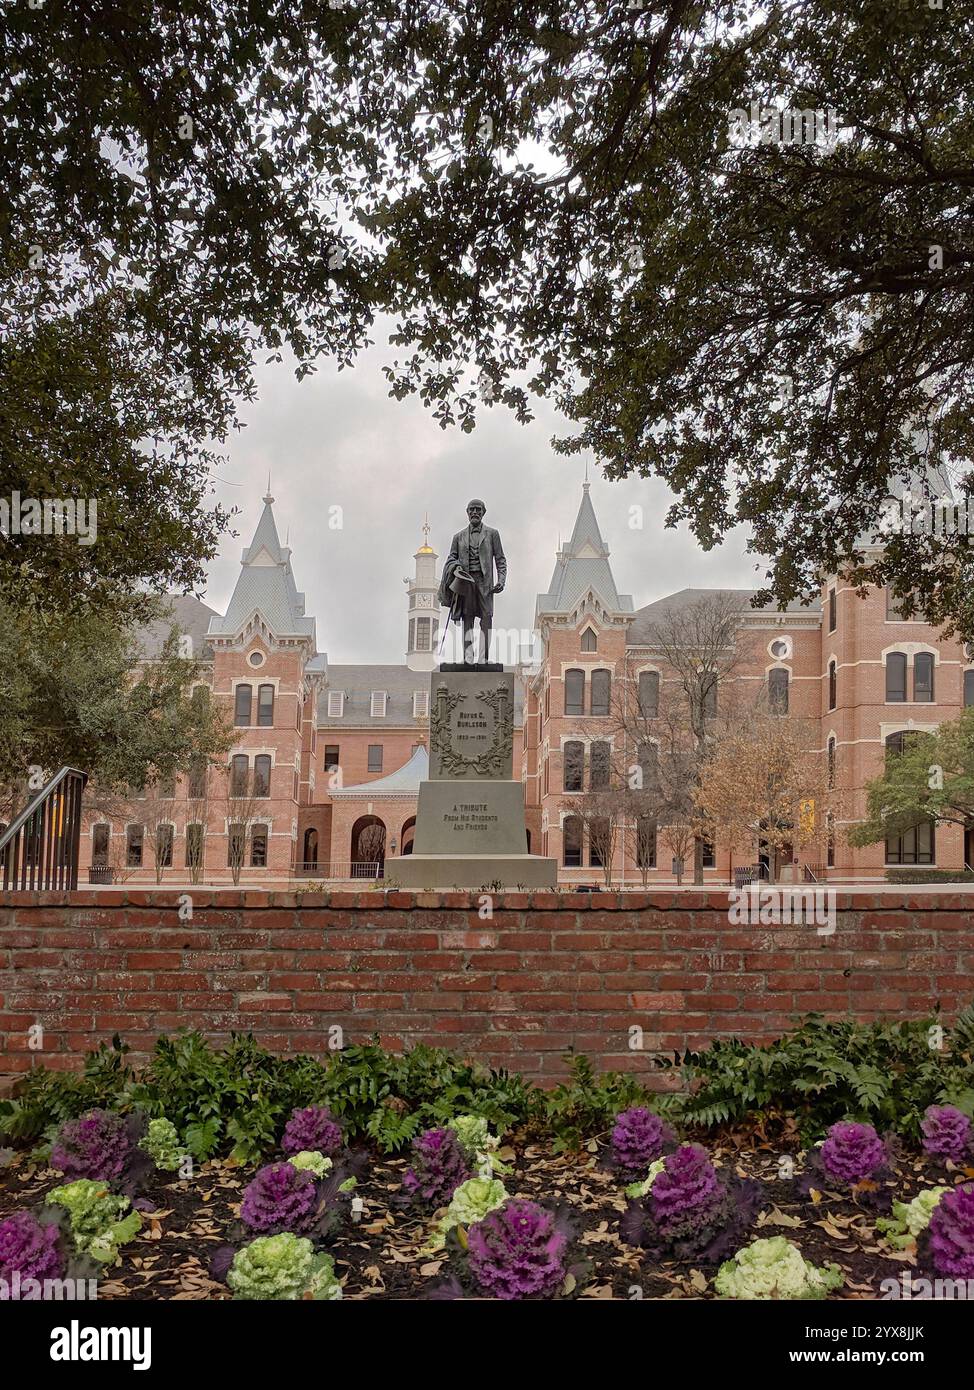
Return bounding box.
[416,593,434,608]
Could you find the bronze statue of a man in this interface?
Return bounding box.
[437,498,507,664]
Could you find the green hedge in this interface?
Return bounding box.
[885,868,974,883]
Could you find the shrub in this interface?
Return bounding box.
[662,1009,974,1144]
[609,1107,676,1182]
[281,1106,343,1159]
[541,1054,652,1154]
[715,1237,843,1300]
[402,1128,472,1208]
[45,1181,142,1266]
[239,1162,320,1236]
[621,1143,764,1264]
[925,1182,974,1278]
[920,1105,972,1163]
[226,1234,342,1301]
[0,1210,65,1286]
[466,1199,569,1300]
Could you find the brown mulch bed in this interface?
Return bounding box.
[1,1134,968,1300]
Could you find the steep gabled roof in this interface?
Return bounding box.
[208,494,316,643]
[536,484,634,618]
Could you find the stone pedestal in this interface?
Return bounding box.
[388,668,557,890]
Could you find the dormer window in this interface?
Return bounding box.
[327,691,344,718]
[371,691,388,717]
[580,627,598,652]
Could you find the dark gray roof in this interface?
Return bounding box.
[138,595,218,661]
[208,497,316,642]
[627,587,820,646]
[318,664,525,727]
[536,484,634,617]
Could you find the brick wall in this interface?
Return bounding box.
[2,890,972,1086]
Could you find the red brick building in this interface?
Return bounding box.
[79,483,971,885]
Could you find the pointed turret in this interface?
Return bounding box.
[535,483,633,627]
[207,493,317,651]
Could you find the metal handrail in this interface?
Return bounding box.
[0,767,89,891]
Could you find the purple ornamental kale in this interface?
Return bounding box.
[649,1144,727,1239]
[819,1122,887,1186]
[240,1162,319,1235]
[281,1105,343,1158]
[50,1109,134,1183]
[620,1143,764,1264]
[921,1106,972,1164]
[402,1128,472,1207]
[0,1211,64,1287]
[466,1199,569,1300]
[609,1107,676,1181]
[927,1182,974,1278]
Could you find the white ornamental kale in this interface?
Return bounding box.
[715,1237,843,1300]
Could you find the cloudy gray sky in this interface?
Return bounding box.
[202,324,762,664]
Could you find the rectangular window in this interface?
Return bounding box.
[827,737,836,790]
[234,685,252,726]
[965,669,974,708]
[230,754,249,797]
[886,821,935,865]
[564,670,584,716]
[416,616,432,651]
[886,652,907,702]
[563,817,582,868]
[914,652,934,702]
[413,690,429,718]
[187,759,207,800]
[253,754,271,798]
[563,741,584,792]
[185,823,204,870]
[324,744,340,772]
[768,667,789,714]
[371,691,387,717]
[126,825,143,867]
[700,836,716,869]
[828,660,837,710]
[590,670,611,716]
[257,684,275,727]
[828,589,836,632]
[156,823,173,868]
[92,824,109,867]
[590,741,611,790]
[368,744,383,772]
[636,818,656,869]
[228,823,245,867]
[251,825,268,868]
[159,775,176,799]
[638,670,659,718]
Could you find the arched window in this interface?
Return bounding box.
[185,824,204,871]
[701,672,718,719]
[230,754,249,796]
[91,824,110,868]
[188,759,207,800]
[589,817,609,867]
[827,736,836,789]
[257,684,275,727]
[638,670,659,718]
[885,652,907,702]
[155,824,173,868]
[564,669,585,716]
[590,741,611,790]
[234,684,252,726]
[914,652,934,702]
[253,755,271,798]
[251,825,268,868]
[563,815,582,867]
[828,660,837,710]
[590,669,611,716]
[563,741,584,792]
[768,667,789,713]
[580,627,597,652]
[126,825,144,867]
